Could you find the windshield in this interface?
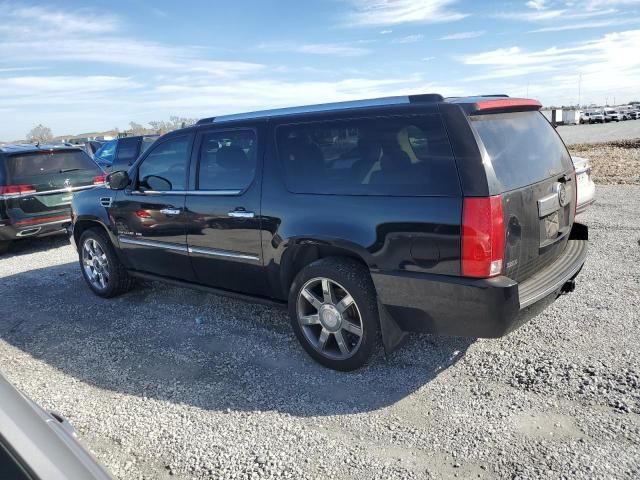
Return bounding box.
[471,111,572,191]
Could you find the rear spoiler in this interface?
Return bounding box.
[471,98,542,115]
[446,97,543,115]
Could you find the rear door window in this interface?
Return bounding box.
[276,115,460,196]
[470,111,572,191]
[196,130,257,191]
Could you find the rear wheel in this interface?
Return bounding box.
[288,258,381,371]
[79,228,133,298]
[0,241,11,255]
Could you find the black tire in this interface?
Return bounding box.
[288,257,381,371]
[78,227,133,298]
[0,241,11,255]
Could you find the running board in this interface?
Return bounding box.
[127,271,287,309]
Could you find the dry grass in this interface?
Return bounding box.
[568,139,640,185]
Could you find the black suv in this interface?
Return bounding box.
[70,94,588,371]
[0,144,104,254]
[93,135,159,171]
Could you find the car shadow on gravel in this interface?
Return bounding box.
[1,262,475,417]
[1,234,69,258]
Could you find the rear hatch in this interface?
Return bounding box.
[2,149,103,220]
[469,109,576,283]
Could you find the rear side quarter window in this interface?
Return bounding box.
[276,115,460,196]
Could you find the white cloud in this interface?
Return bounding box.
[392,34,424,43]
[440,30,485,40]
[0,4,264,75]
[529,18,640,32]
[258,42,370,56]
[494,9,565,21]
[348,0,467,26]
[526,0,547,10]
[460,30,640,105]
[379,29,393,34]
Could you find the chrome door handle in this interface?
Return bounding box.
[228,210,254,218]
[160,208,181,215]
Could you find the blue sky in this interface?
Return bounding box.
[1,0,640,140]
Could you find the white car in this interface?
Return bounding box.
[572,156,596,215]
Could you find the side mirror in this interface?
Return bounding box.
[106,171,130,190]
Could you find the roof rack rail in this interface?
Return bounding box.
[195,93,444,125]
[478,94,510,98]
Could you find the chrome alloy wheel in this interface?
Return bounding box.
[296,277,363,360]
[82,238,109,290]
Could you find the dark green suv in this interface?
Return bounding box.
[0,144,104,254]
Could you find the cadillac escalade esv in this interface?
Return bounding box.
[70,94,588,371]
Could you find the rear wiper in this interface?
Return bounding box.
[59,168,82,173]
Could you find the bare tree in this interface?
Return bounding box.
[128,121,147,136]
[26,124,53,144]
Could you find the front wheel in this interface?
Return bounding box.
[79,228,133,298]
[288,258,381,371]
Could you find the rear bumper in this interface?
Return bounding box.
[372,229,588,339]
[0,213,71,241]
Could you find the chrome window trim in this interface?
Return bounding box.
[118,236,188,252]
[129,189,242,196]
[0,184,97,200]
[188,245,260,261]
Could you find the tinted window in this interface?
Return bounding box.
[6,150,99,183]
[141,136,158,154]
[276,115,459,196]
[197,130,257,191]
[470,111,572,191]
[137,136,189,191]
[116,137,140,165]
[94,140,116,164]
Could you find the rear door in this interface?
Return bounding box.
[183,127,266,296]
[2,149,102,223]
[469,111,576,282]
[109,134,195,280]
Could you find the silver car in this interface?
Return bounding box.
[572,156,596,215]
[0,372,111,479]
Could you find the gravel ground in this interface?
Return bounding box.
[1,185,639,480]
[557,120,640,145]
[569,139,640,185]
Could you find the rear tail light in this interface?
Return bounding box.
[93,174,107,185]
[0,184,37,196]
[462,196,505,278]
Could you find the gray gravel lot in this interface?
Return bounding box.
[1,185,639,479]
[557,120,640,145]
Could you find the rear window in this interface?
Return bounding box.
[276,115,460,196]
[470,111,572,191]
[5,150,99,183]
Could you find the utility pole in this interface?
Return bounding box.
[578,74,581,108]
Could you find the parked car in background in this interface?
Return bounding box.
[70,94,588,371]
[604,109,625,122]
[0,371,112,480]
[572,156,596,215]
[0,144,105,254]
[580,111,604,124]
[628,110,640,120]
[94,135,159,171]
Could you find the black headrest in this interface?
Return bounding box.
[216,146,248,170]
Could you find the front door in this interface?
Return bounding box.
[109,134,195,281]
[184,127,267,296]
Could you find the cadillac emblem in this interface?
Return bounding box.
[556,182,568,207]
